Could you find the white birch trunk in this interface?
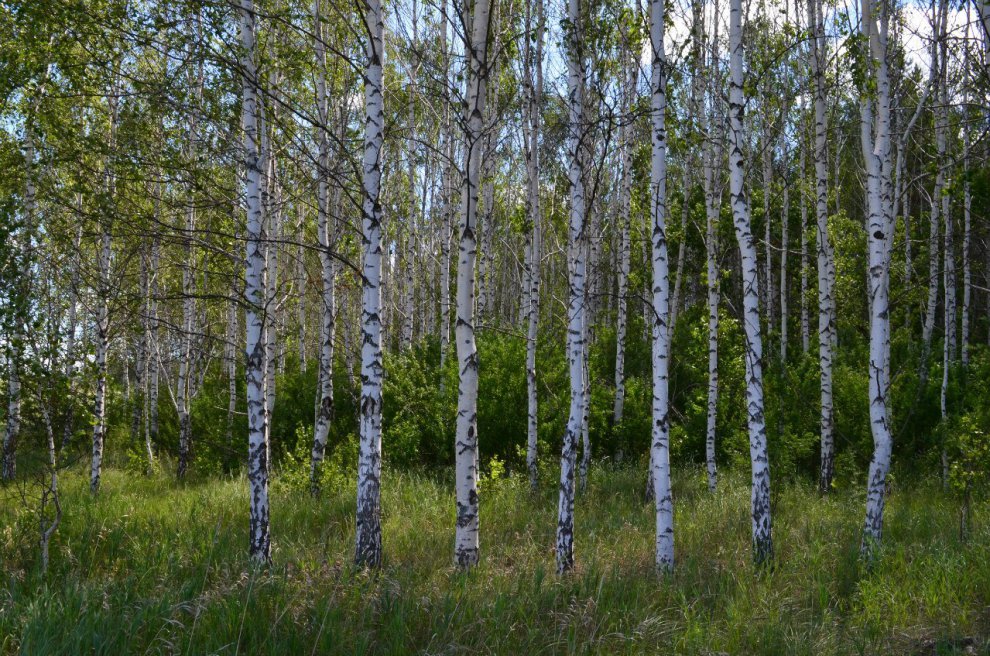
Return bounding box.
[779,147,790,362]
[730,0,772,563]
[762,145,775,334]
[62,219,83,453]
[809,0,836,491]
[296,205,307,370]
[937,0,953,485]
[702,70,720,493]
[859,0,894,556]
[90,86,120,495]
[2,121,36,480]
[177,17,203,479]
[148,230,161,453]
[800,139,810,355]
[355,0,385,568]
[613,54,634,426]
[649,0,675,572]
[225,290,238,468]
[311,0,337,495]
[921,3,943,375]
[454,0,491,569]
[524,0,544,490]
[240,0,270,563]
[961,96,971,369]
[556,0,587,574]
[439,6,452,385]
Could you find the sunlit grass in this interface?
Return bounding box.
[1,463,988,654]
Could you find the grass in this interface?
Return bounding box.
[1,462,988,655]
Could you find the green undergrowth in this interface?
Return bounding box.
[1,464,988,654]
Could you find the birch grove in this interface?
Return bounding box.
[0,0,985,585]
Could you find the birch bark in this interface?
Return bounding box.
[730,0,772,563]
[649,0,675,571]
[556,0,587,574]
[809,0,836,491]
[859,0,895,556]
[454,0,492,569]
[355,0,386,568]
[613,52,634,426]
[90,80,121,494]
[524,0,544,490]
[310,0,337,495]
[240,0,270,563]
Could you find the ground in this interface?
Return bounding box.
[1,464,988,654]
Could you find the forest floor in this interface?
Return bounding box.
[1,463,988,655]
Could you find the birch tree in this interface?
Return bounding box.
[355,0,386,568]
[556,0,587,574]
[729,0,772,563]
[700,0,722,493]
[240,0,270,563]
[808,0,836,492]
[1,105,38,481]
[310,0,336,496]
[177,10,204,479]
[648,0,674,571]
[524,0,544,490]
[90,77,121,495]
[613,42,635,427]
[857,0,895,557]
[454,0,493,569]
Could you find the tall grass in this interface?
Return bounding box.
[1,463,987,654]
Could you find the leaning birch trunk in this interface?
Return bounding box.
[524,0,544,490]
[729,0,773,564]
[240,0,270,563]
[355,0,386,568]
[859,0,894,557]
[310,0,336,496]
[556,0,587,574]
[809,0,835,492]
[649,0,675,572]
[454,0,492,569]
[613,53,634,426]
